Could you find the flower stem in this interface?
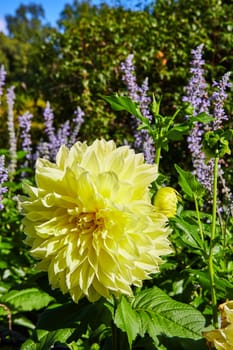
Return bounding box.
[154,146,161,170]
[193,193,204,245]
[208,156,219,327]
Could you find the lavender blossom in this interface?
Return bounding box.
[37,104,84,161]
[0,155,8,210]
[41,102,59,160]
[183,45,214,191]
[18,112,33,161]
[183,44,210,115]
[184,45,233,209]
[68,107,84,146]
[6,86,17,178]
[212,72,232,130]
[121,54,140,102]
[212,72,232,212]
[121,54,154,163]
[140,77,152,121]
[36,142,50,160]
[43,102,57,145]
[0,65,6,101]
[57,120,71,147]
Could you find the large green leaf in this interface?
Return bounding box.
[132,287,205,341]
[1,288,54,311]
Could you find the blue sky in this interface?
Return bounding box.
[0,0,141,34]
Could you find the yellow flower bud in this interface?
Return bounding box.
[153,187,180,218]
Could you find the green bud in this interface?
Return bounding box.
[203,129,232,160]
[151,94,161,116]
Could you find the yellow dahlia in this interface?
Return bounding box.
[203,301,233,350]
[21,139,172,303]
[153,187,180,218]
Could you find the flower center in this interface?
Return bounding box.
[77,212,104,235]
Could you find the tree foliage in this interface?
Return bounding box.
[0,0,232,145]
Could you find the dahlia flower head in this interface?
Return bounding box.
[21,139,172,303]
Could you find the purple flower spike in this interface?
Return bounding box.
[0,155,8,210]
[7,86,17,177]
[184,45,233,208]
[43,102,56,145]
[69,107,84,147]
[19,112,33,161]
[0,65,6,100]
[36,103,84,161]
[212,72,232,130]
[121,54,154,163]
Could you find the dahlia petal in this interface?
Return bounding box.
[96,171,119,199]
[56,144,69,169]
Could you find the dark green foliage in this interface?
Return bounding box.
[1,0,232,146]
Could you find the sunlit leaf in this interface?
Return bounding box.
[132,286,205,341]
[1,288,54,311]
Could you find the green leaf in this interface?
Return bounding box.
[20,339,37,350]
[189,112,214,124]
[173,216,204,250]
[103,95,144,121]
[132,286,205,341]
[1,288,54,311]
[167,125,190,141]
[114,296,140,349]
[175,164,205,199]
[188,270,233,297]
[14,315,36,330]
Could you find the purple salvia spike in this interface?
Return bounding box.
[43,102,56,145]
[69,107,84,146]
[184,45,232,207]
[183,44,210,115]
[139,77,152,122]
[121,54,154,163]
[6,86,17,178]
[36,141,50,160]
[212,72,233,208]
[121,54,140,102]
[18,111,33,161]
[183,44,213,190]
[212,72,232,131]
[43,101,58,160]
[57,120,70,147]
[0,155,8,210]
[0,65,6,102]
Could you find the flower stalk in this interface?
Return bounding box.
[208,156,219,327]
[154,145,161,169]
[193,193,204,244]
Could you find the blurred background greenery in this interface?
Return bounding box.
[0,0,232,179]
